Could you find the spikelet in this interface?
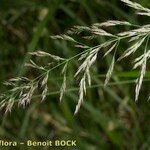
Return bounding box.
[59,63,68,102]
[74,75,86,115]
[104,57,115,86]
[135,56,147,101]
[51,34,76,42]
[29,51,64,61]
[93,20,131,27]
[121,0,150,13]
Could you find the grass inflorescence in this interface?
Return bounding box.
[1,0,150,115]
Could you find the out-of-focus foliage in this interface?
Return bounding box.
[0,0,150,149]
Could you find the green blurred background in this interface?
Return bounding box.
[0,0,150,149]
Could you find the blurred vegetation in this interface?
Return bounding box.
[0,0,150,149]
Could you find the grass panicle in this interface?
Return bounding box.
[0,0,150,114]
